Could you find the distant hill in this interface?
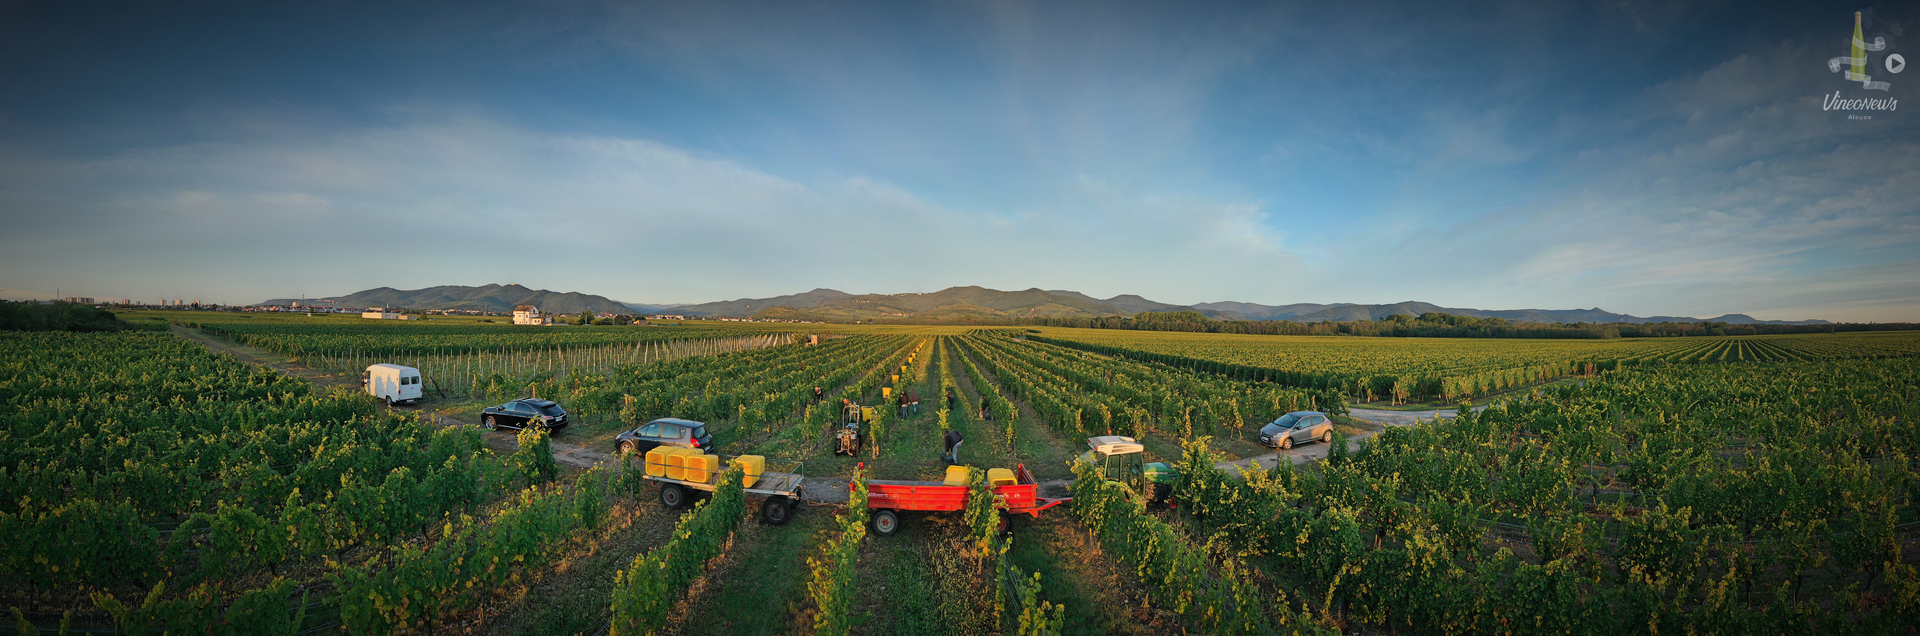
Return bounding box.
[666,286,1231,321]
[1200,301,1831,325]
[668,287,1830,325]
[267,284,1833,325]
[259,284,631,315]
[664,288,853,317]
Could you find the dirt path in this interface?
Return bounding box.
[171,325,357,389]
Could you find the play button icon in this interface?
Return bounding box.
[1891,53,1907,74]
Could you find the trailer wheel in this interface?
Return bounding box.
[872,509,900,537]
[660,484,686,509]
[483,416,497,430]
[762,496,792,525]
[996,510,1011,536]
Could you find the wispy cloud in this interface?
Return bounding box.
[0,117,1300,304]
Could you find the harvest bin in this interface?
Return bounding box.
[732,455,766,488]
[664,448,695,480]
[684,453,721,484]
[645,447,675,477]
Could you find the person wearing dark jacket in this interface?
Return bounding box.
[946,388,957,411]
[981,396,992,421]
[943,429,963,464]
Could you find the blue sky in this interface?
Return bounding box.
[2,1,1915,321]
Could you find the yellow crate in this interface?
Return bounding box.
[664,447,694,481]
[732,455,765,488]
[987,467,1017,488]
[943,465,974,487]
[684,453,721,484]
[645,446,674,477]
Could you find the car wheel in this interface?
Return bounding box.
[1279,436,1293,450]
[762,496,792,525]
[1320,430,1332,444]
[872,509,899,537]
[483,416,497,430]
[619,441,637,456]
[660,484,686,509]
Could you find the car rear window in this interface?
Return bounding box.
[691,424,707,439]
[539,405,566,416]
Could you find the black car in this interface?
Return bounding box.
[481,399,570,433]
[614,418,714,456]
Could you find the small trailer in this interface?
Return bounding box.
[363,364,423,406]
[859,463,1068,537]
[642,454,808,525]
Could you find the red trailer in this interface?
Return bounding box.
[856,463,1069,536]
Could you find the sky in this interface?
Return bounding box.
[1,1,1916,322]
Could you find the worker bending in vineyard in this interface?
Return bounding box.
[908,391,919,416]
[946,388,957,411]
[813,386,824,403]
[897,391,908,417]
[980,396,992,421]
[943,429,963,464]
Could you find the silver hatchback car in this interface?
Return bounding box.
[1259,411,1334,450]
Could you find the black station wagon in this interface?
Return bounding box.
[480,399,570,433]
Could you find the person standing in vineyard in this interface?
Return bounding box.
[813,386,824,403]
[943,428,963,464]
[981,396,992,421]
[909,391,919,416]
[897,391,908,417]
[946,388,957,410]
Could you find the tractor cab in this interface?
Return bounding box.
[1079,435,1179,501]
[834,401,868,456]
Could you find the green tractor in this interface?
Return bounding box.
[1078,435,1180,502]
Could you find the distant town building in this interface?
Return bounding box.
[64,297,94,304]
[361,311,404,320]
[513,305,552,326]
[653,315,686,320]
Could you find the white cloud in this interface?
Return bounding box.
[0,117,1303,306]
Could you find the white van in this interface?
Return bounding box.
[363,364,424,405]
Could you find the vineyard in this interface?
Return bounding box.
[4,316,1916,634]
[1031,327,1920,402]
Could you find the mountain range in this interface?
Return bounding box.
[631,287,1830,325]
[261,284,1831,325]
[258,284,631,315]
